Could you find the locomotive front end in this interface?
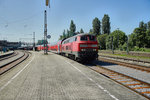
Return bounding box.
[78,34,98,61]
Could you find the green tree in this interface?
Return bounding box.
[70,20,76,36]
[80,28,84,33]
[92,17,101,35]
[59,29,67,40]
[102,14,111,34]
[62,30,66,39]
[148,21,150,30]
[97,34,108,49]
[139,21,144,28]
[146,30,150,48]
[59,35,63,40]
[133,28,146,48]
[66,29,70,38]
[106,30,127,50]
[128,33,136,50]
[128,21,150,50]
[89,29,93,34]
[106,35,112,50]
[144,23,147,31]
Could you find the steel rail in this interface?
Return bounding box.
[99,54,150,64]
[89,64,150,99]
[99,56,150,73]
[0,51,30,75]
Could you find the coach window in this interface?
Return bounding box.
[80,35,88,41]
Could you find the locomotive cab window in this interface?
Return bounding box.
[75,37,77,41]
[89,35,96,41]
[80,35,88,41]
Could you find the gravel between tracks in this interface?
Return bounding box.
[95,61,150,84]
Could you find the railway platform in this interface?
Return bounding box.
[0,51,14,58]
[0,51,147,100]
[0,51,24,67]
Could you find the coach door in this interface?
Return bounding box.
[71,43,73,53]
[58,45,60,53]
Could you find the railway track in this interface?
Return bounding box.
[89,64,150,99]
[93,55,150,98]
[98,55,150,73]
[0,51,30,75]
[98,54,150,64]
[0,51,18,61]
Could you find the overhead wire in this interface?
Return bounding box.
[0,10,44,25]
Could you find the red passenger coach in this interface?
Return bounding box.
[50,40,63,54]
[36,45,50,51]
[61,33,98,61]
[35,45,43,51]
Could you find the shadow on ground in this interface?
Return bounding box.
[84,60,117,67]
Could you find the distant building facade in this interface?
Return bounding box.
[0,40,21,51]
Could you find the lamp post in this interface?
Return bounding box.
[44,10,48,54]
[117,28,119,49]
[33,32,35,51]
[0,33,1,40]
[112,36,114,54]
[127,35,129,54]
[44,0,50,55]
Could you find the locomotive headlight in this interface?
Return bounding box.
[80,44,88,47]
[91,44,98,47]
[93,49,97,51]
[81,49,86,51]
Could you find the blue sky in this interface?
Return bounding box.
[0,0,150,43]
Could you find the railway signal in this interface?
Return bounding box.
[47,35,51,39]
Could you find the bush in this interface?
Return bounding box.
[133,46,140,51]
[122,43,127,51]
[132,47,150,52]
[145,48,150,52]
[139,48,145,51]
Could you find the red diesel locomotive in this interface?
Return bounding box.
[50,33,98,61]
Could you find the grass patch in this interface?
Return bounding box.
[100,53,150,60]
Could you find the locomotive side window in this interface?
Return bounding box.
[80,35,88,41]
[75,37,77,41]
[89,35,96,41]
[66,46,68,50]
[70,37,74,42]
